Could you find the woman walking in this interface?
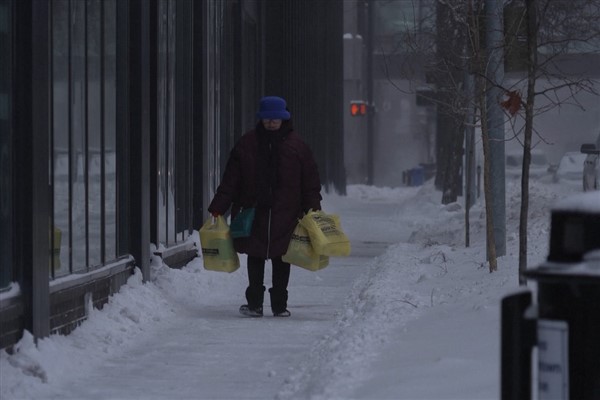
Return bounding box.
[208,96,322,317]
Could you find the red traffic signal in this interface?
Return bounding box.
[350,100,367,116]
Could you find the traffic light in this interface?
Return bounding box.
[350,100,367,117]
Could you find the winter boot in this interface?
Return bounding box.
[273,309,291,317]
[239,304,263,317]
[269,287,289,317]
[240,285,265,317]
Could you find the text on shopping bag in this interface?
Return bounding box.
[299,210,351,257]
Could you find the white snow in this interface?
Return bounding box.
[0,178,587,399]
[0,282,20,302]
[553,191,600,213]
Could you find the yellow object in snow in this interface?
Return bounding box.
[199,216,240,273]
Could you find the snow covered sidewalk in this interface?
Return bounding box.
[1,180,571,399]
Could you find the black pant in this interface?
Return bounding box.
[246,256,290,313]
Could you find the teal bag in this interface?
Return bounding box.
[230,207,256,238]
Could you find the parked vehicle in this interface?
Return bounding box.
[553,151,588,184]
[505,149,551,179]
[580,133,600,191]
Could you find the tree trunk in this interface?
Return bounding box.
[464,108,476,247]
[518,0,538,285]
[478,76,498,272]
[441,114,465,205]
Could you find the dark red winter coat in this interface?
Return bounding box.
[208,126,322,259]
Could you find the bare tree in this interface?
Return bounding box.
[374,0,467,203]
[505,0,600,283]
[434,2,467,205]
[376,0,500,270]
[376,0,600,274]
[468,0,500,272]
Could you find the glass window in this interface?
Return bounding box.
[157,0,193,247]
[88,0,102,268]
[539,1,600,55]
[157,0,171,246]
[374,0,436,54]
[174,0,193,243]
[51,0,119,278]
[0,0,12,291]
[70,0,86,273]
[52,0,70,277]
[104,0,117,262]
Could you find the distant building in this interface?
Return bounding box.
[344,0,600,187]
[344,0,437,187]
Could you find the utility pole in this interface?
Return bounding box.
[486,0,506,257]
[366,0,374,185]
[464,70,476,247]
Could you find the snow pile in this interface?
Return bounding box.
[276,179,570,399]
[1,268,175,398]
[1,255,249,399]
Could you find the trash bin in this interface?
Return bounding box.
[409,166,424,186]
[501,192,600,400]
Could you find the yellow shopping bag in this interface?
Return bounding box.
[299,210,351,257]
[282,223,329,271]
[199,216,240,273]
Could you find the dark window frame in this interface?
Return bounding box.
[0,0,13,291]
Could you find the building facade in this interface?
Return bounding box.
[343,0,437,187]
[0,0,344,349]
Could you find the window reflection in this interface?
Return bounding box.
[374,0,436,54]
[157,0,179,247]
[71,0,86,272]
[88,0,102,267]
[51,0,119,277]
[538,2,600,55]
[167,0,176,246]
[175,0,193,243]
[104,0,117,261]
[157,0,194,247]
[52,0,70,277]
[157,0,168,246]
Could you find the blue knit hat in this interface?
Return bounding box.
[256,96,291,120]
